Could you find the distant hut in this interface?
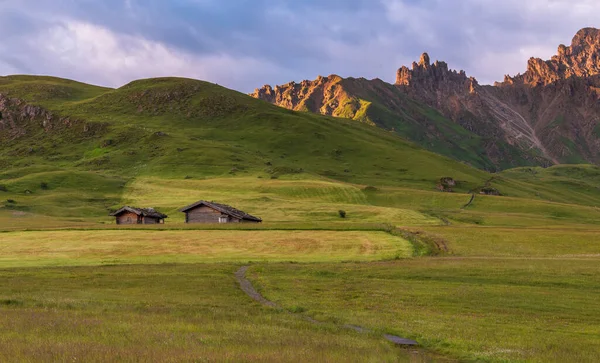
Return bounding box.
[110,206,168,225]
[179,201,262,224]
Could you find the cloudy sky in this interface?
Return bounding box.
[0,0,597,92]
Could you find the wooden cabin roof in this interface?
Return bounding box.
[110,206,168,219]
[179,201,262,222]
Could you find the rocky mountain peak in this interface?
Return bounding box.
[252,84,276,103]
[395,54,477,95]
[500,27,600,86]
[419,52,431,67]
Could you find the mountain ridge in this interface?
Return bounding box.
[251,27,600,169]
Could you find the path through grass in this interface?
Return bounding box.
[0,264,406,362]
[249,257,600,362]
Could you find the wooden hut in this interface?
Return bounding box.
[110,206,168,225]
[179,201,262,224]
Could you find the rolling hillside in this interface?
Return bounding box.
[1,75,600,223]
[0,75,497,217]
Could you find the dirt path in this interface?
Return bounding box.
[235,265,419,346]
[235,266,279,308]
[462,193,475,209]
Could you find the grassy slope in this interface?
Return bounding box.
[0,76,488,184]
[0,76,502,219]
[0,76,600,224]
[339,77,499,170]
[1,76,600,362]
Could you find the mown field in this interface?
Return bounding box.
[0,229,412,267]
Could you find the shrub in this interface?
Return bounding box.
[338,210,347,218]
[6,199,16,204]
[362,186,379,192]
[40,182,49,190]
[289,306,306,313]
[0,184,7,192]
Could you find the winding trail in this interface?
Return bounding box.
[235,265,419,346]
[235,266,278,308]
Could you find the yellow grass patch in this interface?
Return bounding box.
[120,177,440,225]
[0,230,412,267]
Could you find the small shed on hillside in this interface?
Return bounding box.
[110,206,168,225]
[179,201,262,224]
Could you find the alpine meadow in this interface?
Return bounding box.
[1,23,600,363]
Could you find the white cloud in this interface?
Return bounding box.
[1,1,600,90]
[15,20,287,91]
[379,0,600,84]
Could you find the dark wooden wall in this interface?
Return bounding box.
[143,217,162,224]
[116,212,140,225]
[185,206,242,223]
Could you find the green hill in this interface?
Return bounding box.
[0,76,487,182]
[0,76,494,216]
[1,75,600,223]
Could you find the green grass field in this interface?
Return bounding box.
[1,76,600,361]
[249,257,600,362]
[0,264,405,362]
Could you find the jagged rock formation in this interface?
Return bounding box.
[252,27,600,169]
[251,75,371,120]
[499,28,600,87]
[395,52,476,94]
[394,52,556,165]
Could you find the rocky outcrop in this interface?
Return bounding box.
[0,94,104,141]
[395,52,477,94]
[251,75,359,117]
[393,53,554,166]
[498,28,600,87]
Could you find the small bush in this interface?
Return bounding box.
[289,306,306,313]
[362,186,379,192]
[6,199,16,204]
[338,210,347,218]
[40,182,49,190]
[0,184,7,192]
[0,299,23,306]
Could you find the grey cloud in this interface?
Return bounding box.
[0,0,597,91]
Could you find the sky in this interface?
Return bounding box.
[0,0,597,92]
